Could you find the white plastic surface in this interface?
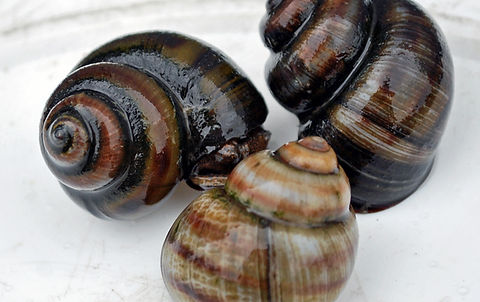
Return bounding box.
[0,0,479,301]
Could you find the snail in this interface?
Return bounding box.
[261,0,454,212]
[162,137,358,301]
[40,32,270,220]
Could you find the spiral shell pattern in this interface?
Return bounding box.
[40,32,269,219]
[262,0,454,212]
[41,63,182,219]
[162,137,358,301]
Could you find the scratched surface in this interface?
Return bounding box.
[0,0,479,301]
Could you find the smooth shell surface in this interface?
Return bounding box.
[162,189,358,302]
[262,0,454,212]
[225,137,351,225]
[75,32,269,170]
[40,32,269,219]
[162,137,358,302]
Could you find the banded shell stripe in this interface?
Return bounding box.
[225,151,350,225]
[329,104,433,163]
[42,92,127,190]
[162,188,359,301]
[162,190,269,301]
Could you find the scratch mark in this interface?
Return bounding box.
[62,219,94,297]
[0,242,23,253]
[349,272,369,302]
[112,288,126,301]
[0,280,13,292]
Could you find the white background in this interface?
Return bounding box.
[0,0,479,301]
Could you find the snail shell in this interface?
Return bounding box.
[162,137,358,301]
[40,32,269,219]
[262,0,454,212]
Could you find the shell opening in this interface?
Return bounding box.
[187,127,271,190]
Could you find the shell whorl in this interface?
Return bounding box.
[263,0,372,117]
[40,63,182,219]
[42,92,129,191]
[225,137,350,225]
[262,0,454,211]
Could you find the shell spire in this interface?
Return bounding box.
[40,63,183,219]
[225,136,351,225]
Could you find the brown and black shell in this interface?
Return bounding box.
[262,0,454,212]
[40,31,269,219]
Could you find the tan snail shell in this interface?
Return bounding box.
[162,137,358,302]
[39,32,270,219]
[262,0,454,212]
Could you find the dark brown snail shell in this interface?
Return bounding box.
[262,0,454,212]
[40,31,270,219]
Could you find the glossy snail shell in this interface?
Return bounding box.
[262,0,454,212]
[162,137,358,301]
[40,32,269,219]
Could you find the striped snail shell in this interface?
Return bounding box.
[162,137,358,302]
[262,0,454,212]
[40,32,269,219]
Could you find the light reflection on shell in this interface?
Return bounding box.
[39,32,269,219]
